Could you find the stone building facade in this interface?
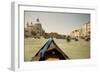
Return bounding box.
[24,18,45,38]
[81,21,90,37]
[70,21,90,39]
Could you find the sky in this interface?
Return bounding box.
[24,11,90,35]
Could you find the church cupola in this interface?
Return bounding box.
[36,18,40,22]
